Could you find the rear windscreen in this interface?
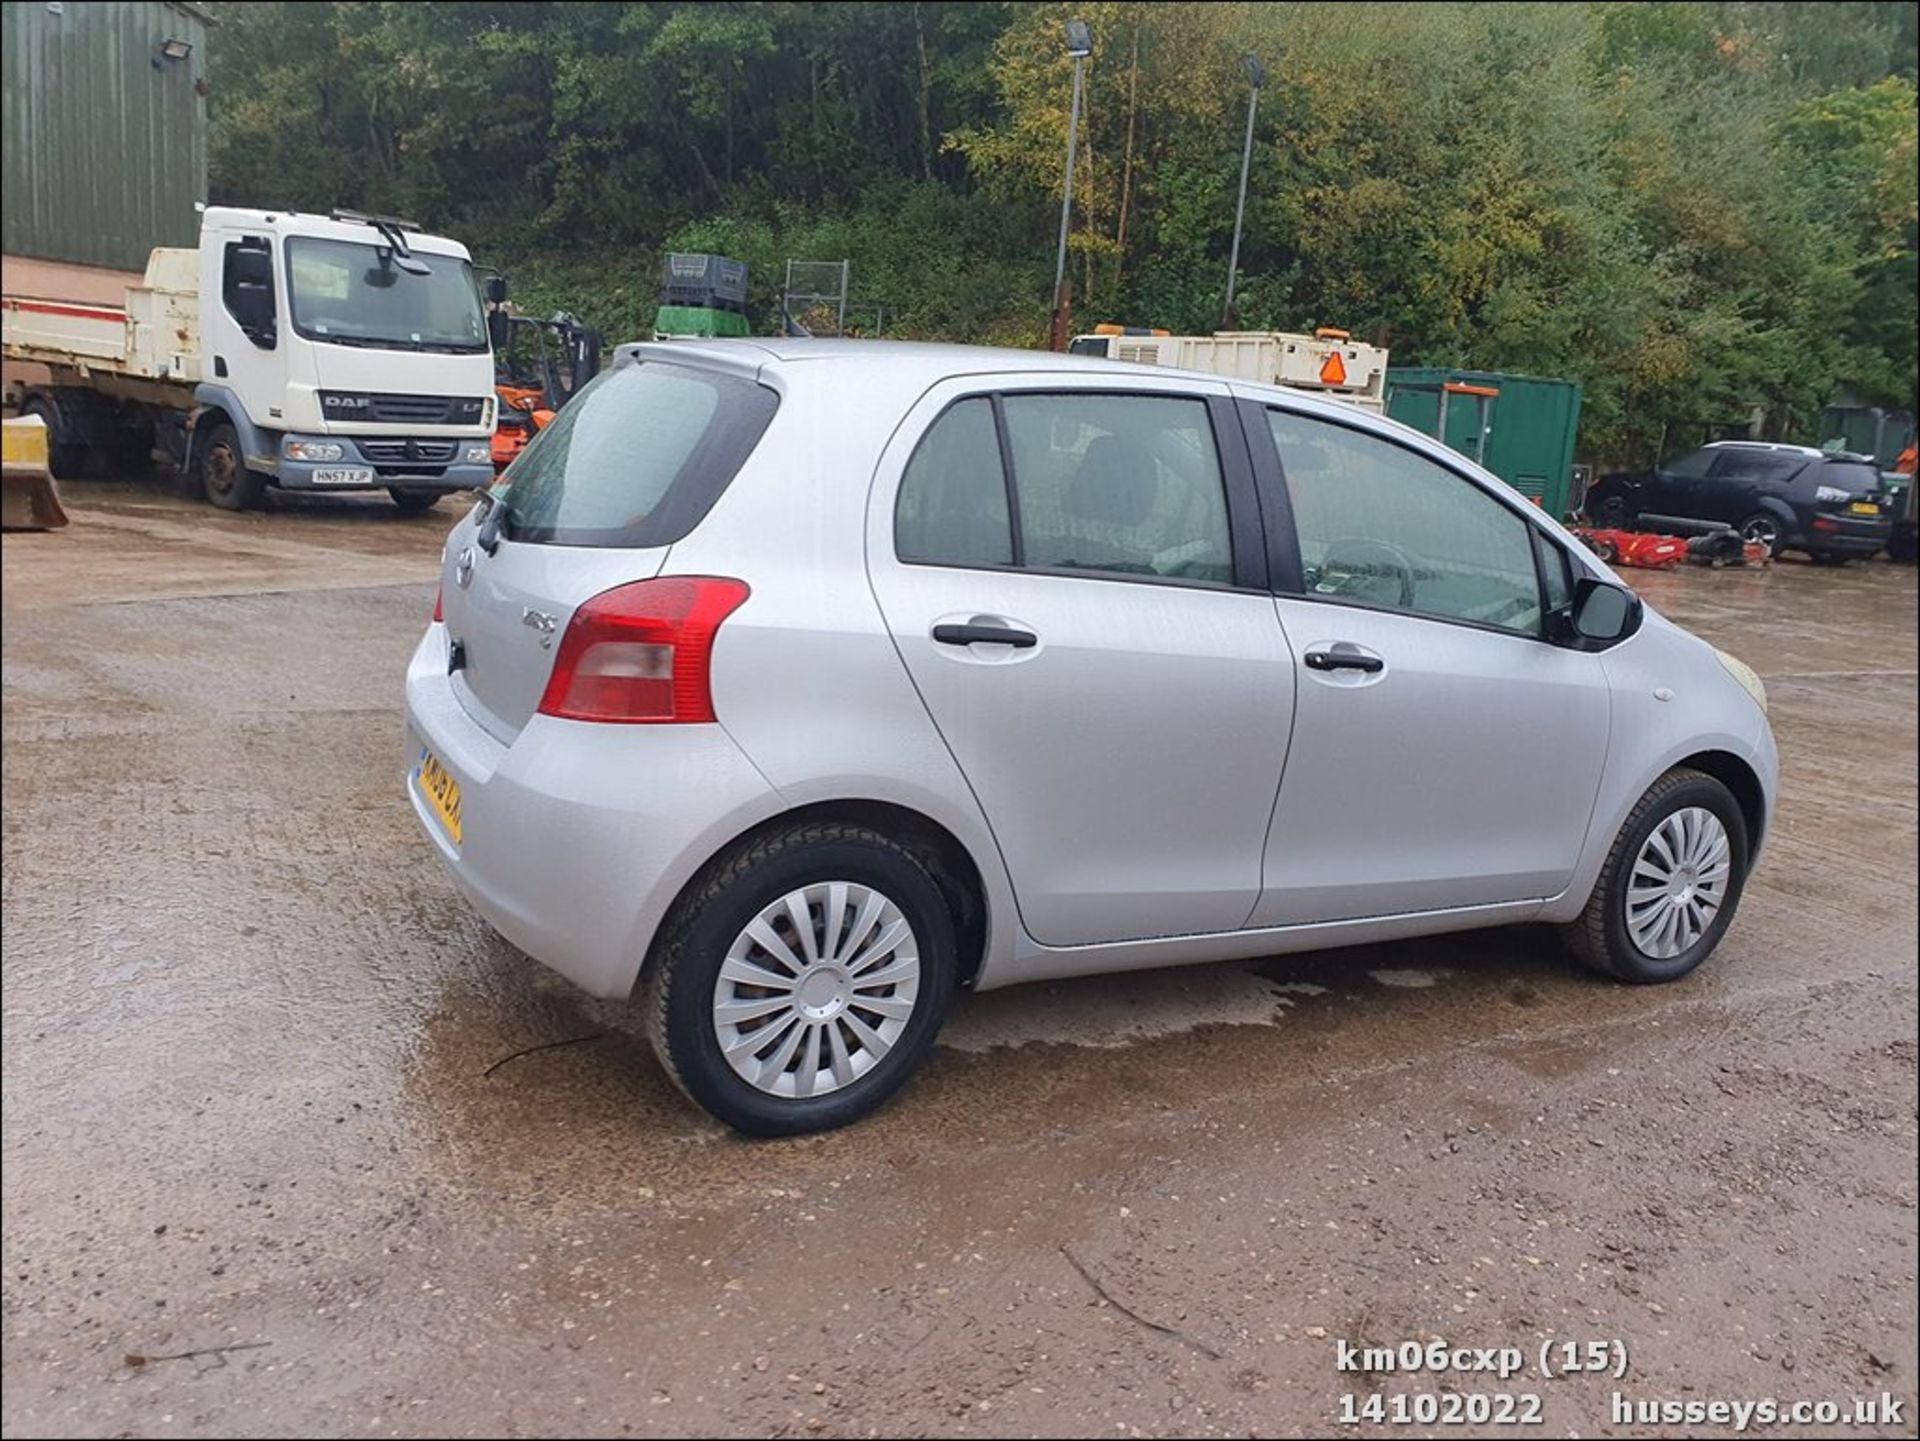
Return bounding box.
[489,360,778,547]
[1818,461,1883,494]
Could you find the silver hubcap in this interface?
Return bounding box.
[1742,518,1777,546]
[1626,806,1732,959]
[713,882,921,1099]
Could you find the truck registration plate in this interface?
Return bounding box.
[312,467,375,486]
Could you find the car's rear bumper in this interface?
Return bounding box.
[1802,512,1894,554]
[403,625,781,998]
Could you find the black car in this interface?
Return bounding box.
[1587,442,1895,564]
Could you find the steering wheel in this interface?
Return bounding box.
[1311,537,1417,610]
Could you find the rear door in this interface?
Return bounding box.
[439,356,778,741]
[866,375,1294,947]
[1241,397,1611,926]
[1697,448,1806,527]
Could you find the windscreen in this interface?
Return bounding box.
[286,237,487,352]
[487,360,780,548]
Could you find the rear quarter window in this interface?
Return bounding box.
[491,360,778,547]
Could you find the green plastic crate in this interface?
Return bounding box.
[653,305,751,339]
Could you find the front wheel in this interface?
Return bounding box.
[388,488,442,516]
[641,822,957,1136]
[198,422,263,510]
[1562,768,1749,983]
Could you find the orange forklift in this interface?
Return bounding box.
[480,274,602,475]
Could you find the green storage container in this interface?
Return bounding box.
[653,305,751,339]
[1385,368,1583,519]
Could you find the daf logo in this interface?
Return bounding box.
[454,546,475,589]
[521,607,558,648]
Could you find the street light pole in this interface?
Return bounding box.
[1222,52,1265,329]
[1050,19,1093,352]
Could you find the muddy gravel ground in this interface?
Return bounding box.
[3,484,1915,1439]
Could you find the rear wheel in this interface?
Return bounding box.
[1737,512,1783,557]
[641,821,956,1136]
[198,422,263,510]
[388,488,442,516]
[21,394,93,480]
[1562,768,1749,984]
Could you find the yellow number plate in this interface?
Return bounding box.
[1850,501,1880,515]
[416,748,463,844]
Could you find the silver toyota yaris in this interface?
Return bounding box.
[407,340,1778,1136]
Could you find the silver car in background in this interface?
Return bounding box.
[406,340,1778,1135]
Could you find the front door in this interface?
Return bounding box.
[195,222,289,434]
[867,379,1294,947]
[1244,399,1611,926]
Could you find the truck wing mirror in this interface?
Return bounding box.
[484,275,508,305]
[230,249,272,288]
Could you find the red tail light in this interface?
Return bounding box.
[433,584,443,623]
[537,577,750,724]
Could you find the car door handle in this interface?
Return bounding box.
[932,623,1037,649]
[1304,649,1384,673]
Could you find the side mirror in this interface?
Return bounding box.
[1570,576,1641,643]
[230,248,272,289]
[484,275,508,305]
[487,310,510,353]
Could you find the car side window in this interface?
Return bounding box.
[1000,393,1233,583]
[1268,409,1544,635]
[1708,450,1804,484]
[894,398,1013,568]
[1660,449,1717,479]
[1535,530,1575,615]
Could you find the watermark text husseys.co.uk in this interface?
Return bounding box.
[1612,1391,1905,1432]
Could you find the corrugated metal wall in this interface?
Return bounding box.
[2,0,211,272]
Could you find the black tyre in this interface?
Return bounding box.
[1737,512,1784,558]
[388,488,442,516]
[1594,494,1631,529]
[641,821,957,1136]
[198,422,263,510]
[1889,525,1918,564]
[21,395,93,480]
[1562,768,1750,984]
[1808,551,1849,567]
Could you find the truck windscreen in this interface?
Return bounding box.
[285,237,487,353]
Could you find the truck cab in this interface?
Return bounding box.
[194,206,496,509]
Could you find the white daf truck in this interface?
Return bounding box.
[1,206,496,511]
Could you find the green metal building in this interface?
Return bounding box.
[2,0,212,273]
[1385,367,1584,519]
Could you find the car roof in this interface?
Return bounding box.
[1703,440,1825,458]
[622,336,1163,381]
[614,336,1394,425]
